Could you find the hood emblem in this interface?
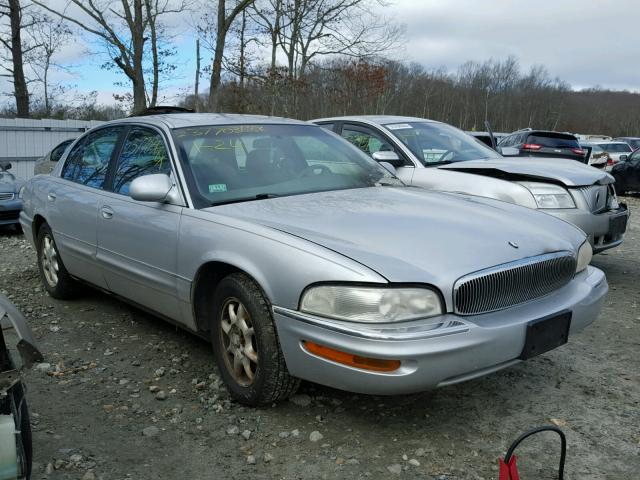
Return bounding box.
[508,241,519,249]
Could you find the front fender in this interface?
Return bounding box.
[178,211,388,309]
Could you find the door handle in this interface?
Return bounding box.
[100,206,114,219]
[47,192,56,202]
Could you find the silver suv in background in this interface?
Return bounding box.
[312,116,629,253]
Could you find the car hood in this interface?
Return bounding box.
[206,187,584,288]
[0,173,23,193]
[438,157,613,187]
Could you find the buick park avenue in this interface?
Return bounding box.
[20,113,607,405]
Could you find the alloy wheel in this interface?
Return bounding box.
[41,235,59,287]
[220,298,258,386]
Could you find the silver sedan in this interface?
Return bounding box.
[312,116,629,253]
[19,113,607,405]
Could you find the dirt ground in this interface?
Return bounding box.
[1,196,639,480]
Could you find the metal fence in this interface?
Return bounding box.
[0,118,104,180]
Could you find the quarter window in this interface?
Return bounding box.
[61,127,123,189]
[112,127,171,195]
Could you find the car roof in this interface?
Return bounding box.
[312,115,441,126]
[106,113,311,129]
[587,141,629,145]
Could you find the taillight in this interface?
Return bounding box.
[522,143,542,151]
[571,148,585,156]
[607,157,614,166]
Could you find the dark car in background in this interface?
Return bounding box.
[615,137,640,151]
[0,162,24,230]
[611,149,640,195]
[33,139,75,176]
[498,129,586,162]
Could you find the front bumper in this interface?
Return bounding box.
[273,266,607,395]
[547,204,629,253]
[0,198,21,226]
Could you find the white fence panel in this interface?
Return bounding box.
[0,118,105,180]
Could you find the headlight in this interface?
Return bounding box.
[520,182,576,209]
[300,285,443,323]
[576,241,592,273]
[18,185,25,200]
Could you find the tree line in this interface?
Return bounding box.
[1,0,639,137]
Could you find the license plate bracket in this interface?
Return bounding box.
[519,311,572,360]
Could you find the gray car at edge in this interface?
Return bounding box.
[312,116,630,253]
[19,113,607,405]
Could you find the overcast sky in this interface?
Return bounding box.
[391,0,639,91]
[1,0,639,107]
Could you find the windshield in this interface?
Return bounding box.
[172,124,395,208]
[385,122,501,165]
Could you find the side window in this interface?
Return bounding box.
[341,125,395,156]
[50,140,73,162]
[112,127,172,195]
[61,127,123,189]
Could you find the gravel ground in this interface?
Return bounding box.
[1,196,639,480]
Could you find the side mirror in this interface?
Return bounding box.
[372,150,404,167]
[0,162,12,171]
[129,173,173,203]
[499,147,519,157]
[619,154,628,162]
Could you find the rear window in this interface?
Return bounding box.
[526,133,579,148]
[598,143,632,153]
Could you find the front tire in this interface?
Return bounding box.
[211,273,299,406]
[36,224,78,299]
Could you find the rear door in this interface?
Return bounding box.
[96,125,184,322]
[46,126,125,288]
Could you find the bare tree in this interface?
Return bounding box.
[198,0,254,111]
[0,0,36,116]
[277,0,403,79]
[33,0,186,113]
[25,16,73,115]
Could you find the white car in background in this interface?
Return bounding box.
[583,141,633,171]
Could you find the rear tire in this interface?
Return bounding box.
[36,223,79,299]
[210,273,300,406]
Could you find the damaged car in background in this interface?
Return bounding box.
[19,113,607,405]
[313,116,629,253]
[0,293,43,480]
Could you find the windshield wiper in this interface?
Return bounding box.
[211,193,280,207]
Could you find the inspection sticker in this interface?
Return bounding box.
[386,123,413,130]
[208,184,228,193]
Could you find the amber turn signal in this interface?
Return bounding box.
[303,341,401,372]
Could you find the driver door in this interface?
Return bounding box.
[96,126,185,322]
[339,123,414,183]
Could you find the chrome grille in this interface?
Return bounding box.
[577,185,608,212]
[0,192,14,201]
[454,252,576,315]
